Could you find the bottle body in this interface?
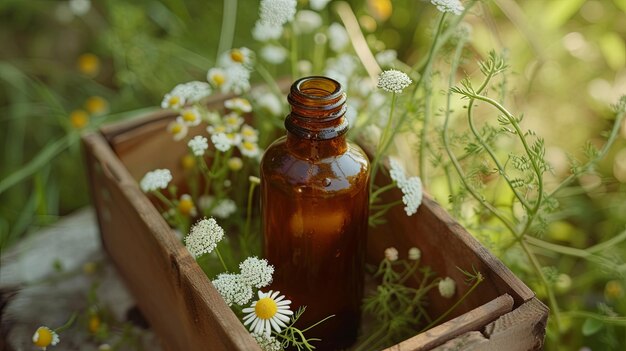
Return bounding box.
[260,77,370,349]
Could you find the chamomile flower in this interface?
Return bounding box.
[212,133,232,152]
[243,290,294,337]
[225,132,243,146]
[241,125,259,143]
[261,45,288,65]
[252,333,283,351]
[212,273,254,306]
[207,68,227,89]
[431,0,465,16]
[140,169,172,192]
[32,326,60,350]
[228,157,244,171]
[211,198,237,219]
[170,81,212,103]
[179,107,202,127]
[377,69,413,93]
[184,217,225,258]
[328,23,350,52]
[252,21,283,41]
[239,141,261,158]
[384,247,399,261]
[207,124,228,136]
[408,247,421,261]
[259,0,297,26]
[188,135,209,156]
[220,47,255,68]
[438,277,456,298]
[167,118,189,141]
[240,257,274,288]
[161,92,186,110]
[225,97,253,113]
[223,112,245,131]
[178,194,197,217]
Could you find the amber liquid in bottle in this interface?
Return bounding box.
[261,76,370,350]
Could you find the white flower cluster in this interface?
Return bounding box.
[184,217,225,258]
[161,81,212,110]
[384,247,399,261]
[212,273,254,306]
[211,258,275,306]
[431,0,464,16]
[377,69,413,94]
[139,169,172,192]
[239,257,275,288]
[389,158,423,216]
[438,277,456,298]
[259,0,297,26]
[188,135,209,156]
[252,333,283,351]
[408,247,421,261]
[204,99,261,158]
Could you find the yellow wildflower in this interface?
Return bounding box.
[84,96,108,115]
[70,110,89,129]
[77,53,100,76]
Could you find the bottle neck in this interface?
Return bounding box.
[285,76,349,158]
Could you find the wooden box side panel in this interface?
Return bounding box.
[83,133,260,351]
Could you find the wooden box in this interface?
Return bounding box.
[82,93,548,351]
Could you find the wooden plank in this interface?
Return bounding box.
[82,132,260,351]
[383,294,514,351]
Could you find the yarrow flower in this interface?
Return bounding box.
[139,169,172,192]
[388,158,423,216]
[212,273,254,306]
[408,247,422,261]
[259,0,297,26]
[32,326,60,350]
[438,277,456,298]
[384,247,399,261]
[389,158,407,184]
[243,290,294,337]
[252,332,283,351]
[377,69,413,93]
[184,217,225,258]
[239,257,274,288]
[188,135,209,156]
[212,133,232,152]
[431,0,465,16]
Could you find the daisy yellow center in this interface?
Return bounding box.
[243,141,255,150]
[33,327,52,347]
[213,74,225,86]
[230,49,245,63]
[70,110,89,129]
[178,198,195,215]
[169,95,181,106]
[255,297,278,320]
[170,123,183,134]
[85,96,107,114]
[182,111,196,122]
[181,154,196,170]
[243,129,254,137]
[77,53,100,75]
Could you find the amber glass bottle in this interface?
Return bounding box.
[260,76,370,350]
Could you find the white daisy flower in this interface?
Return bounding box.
[212,133,232,152]
[252,20,283,41]
[178,194,197,217]
[223,112,244,131]
[212,273,254,306]
[243,290,294,337]
[207,67,227,89]
[384,247,399,261]
[207,124,228,136]
[375,49,398,67]
[261,45,288,65]
[225,97,253,113]
[219,47,255,68]
[294,10,322,34]
[328,23,349,52]
[225,132,243,147]
[241,125,259,143]
[188,135,209,156]
[223,65,252,94]
[252,333,283,351]
[167,118,189,141]
[32,326,60,349]
[179,107,202,126]
[239,141,261,158]
[211,198,237,219]
[438,277,456,298]
[377,69,413,93]
[431,0,465,16]
[408,247,422,261]
[184,217,225,258]
[140,169,172,192]
[310,0,331,11]
[239,257,274,288]
[161,92,185,110]
[170,81,212,103]
[259,0,297,26]
[227,157,244,171]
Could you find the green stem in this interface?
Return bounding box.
[55,312,78,333]
[216,0,238,61]
[370,182,398,204]
[242,180,258,255]
[214,246,229,272]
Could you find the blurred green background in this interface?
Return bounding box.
[1,0,626,349]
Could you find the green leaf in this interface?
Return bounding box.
[582,318,604,336]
